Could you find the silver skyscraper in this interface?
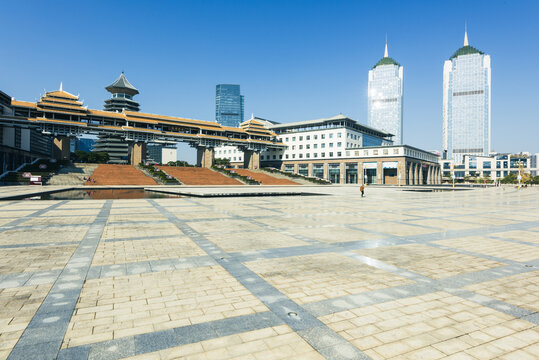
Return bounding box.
[443,30,491,163]
[368,42,404,144]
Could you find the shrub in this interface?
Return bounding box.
[211,166,260,185]
[262,167,331,184]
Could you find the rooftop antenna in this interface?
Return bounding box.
[59,82,63,91]
[384,33,388,58]
[464,21,469,46]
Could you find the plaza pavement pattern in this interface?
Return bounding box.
[0,186,538,359]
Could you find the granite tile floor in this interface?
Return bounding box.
[0,186,538,359]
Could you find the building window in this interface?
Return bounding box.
[299,136,303,141]
[285,137,289,142]
[354,151,359,156]
[306,153,310,158]
[273,155,276,160]
[313,144,317,149]
[292,145,296,150]
[337,133,342,138]
[321,143,325,148]
[306,144,310,149]
[393,149,399,154]
[306,135,310,140]
[292,154,296,159]
[329,143,333,148]
[329,133,333,139]
[321,134,325,139]
[329,152,333,157]
[364,150,369,155]
[321,152,325,157]
[299,154,303,158]
[314,153,318,158]
[279,155,282,159]
[292,137,296,141]
[285,154,289,159]
[299,145,303,149]
[373,150,378,155]
[261,155,264,160]
[314,135,318,140]
[483,161,491,169]
[337,152,342,157]
[443,163,450,169]
[383,149,388,155]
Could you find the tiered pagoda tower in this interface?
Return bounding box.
[104,73,140,112]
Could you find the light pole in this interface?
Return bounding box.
[451,163,455,188]
[518,160,522,189]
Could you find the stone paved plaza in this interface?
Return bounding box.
[0,186,538,359]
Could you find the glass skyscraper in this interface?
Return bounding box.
[368,43,404,144]
[443,31,491,163]
[215,84,244,127]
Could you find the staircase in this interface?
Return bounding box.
[47,163,99,185]
[157,166,242,185]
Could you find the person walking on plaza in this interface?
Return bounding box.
[360,184,365,197]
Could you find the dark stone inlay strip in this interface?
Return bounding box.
[446,288,539,325]
[149,199,369,359]
[0,240,79,249]
[0,200,69,230]
[7,200,112,360]
[56,311,284,360]
[86,255,217,280]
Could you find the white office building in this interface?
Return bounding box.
[443,30,491,163]
[215,114,393,166]
[368,42,404,144]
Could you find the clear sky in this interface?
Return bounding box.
[2,0,538,163]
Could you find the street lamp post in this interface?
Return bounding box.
[451,163,455,188]
[518,160,522,189]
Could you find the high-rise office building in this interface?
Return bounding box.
[368,42,404,144]
[215,84,244,127]
[443,30,491,163]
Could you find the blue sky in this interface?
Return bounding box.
[2,0,538,163]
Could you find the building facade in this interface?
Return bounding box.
[216,114,394,165]
[443,31,491,163]
[439,153,538,181]
[368,43,404,144]
[0,90,53,173]
[146,144,177,164]
[278,145,440,185]
[215,114,440,185]
[215,84,244,127]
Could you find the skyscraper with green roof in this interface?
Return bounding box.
[368,42,404,144]
[443,30,491,163]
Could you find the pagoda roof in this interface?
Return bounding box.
[105,73,139,96]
